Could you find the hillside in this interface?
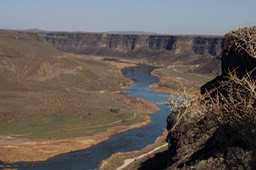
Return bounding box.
[0,30,71,84]
[0,30,150,141]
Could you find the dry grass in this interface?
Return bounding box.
[0,30,149,139]
[151,64,215,94]
[170,70,256,132]
[168,70,256,168]
[224,26,256,57]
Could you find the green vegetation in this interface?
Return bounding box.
[0,90,143,138]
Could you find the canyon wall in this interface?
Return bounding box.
[40,32,223,72]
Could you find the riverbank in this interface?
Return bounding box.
[0,56,192,164]
[99,131,168,170]
[0,96,159,163]
[97,62,214,170]
[0,57,160,163]
[149,65,215,95]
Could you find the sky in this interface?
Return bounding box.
[0,0,256,35]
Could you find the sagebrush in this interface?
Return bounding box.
[169,70,256,151]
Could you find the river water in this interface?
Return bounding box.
[1,65,170,170]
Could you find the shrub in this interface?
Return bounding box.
[224,26,256,57]
[169,70,256,154]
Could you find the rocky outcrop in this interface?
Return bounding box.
[201,27,256,94]
[221,27,256,78]
[166,26,256,169]
[40,32,223,73]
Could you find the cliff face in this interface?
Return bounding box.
[41,33,222,55]
[40,32,223,73]
[166,27,256,169]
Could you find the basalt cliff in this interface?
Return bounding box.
[166,26,256,169]
[40,32,223,74]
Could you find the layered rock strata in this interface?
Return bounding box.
[40,32,223,73]
[41,33,222,55]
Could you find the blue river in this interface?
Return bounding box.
[0,64,170,170]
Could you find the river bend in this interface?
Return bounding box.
[1,65,170,170]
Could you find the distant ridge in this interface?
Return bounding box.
[0,28,46,33]
[105,31,159,35]
[21,28,46,32]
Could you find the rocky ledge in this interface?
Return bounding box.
[39,32,223,74]
[166,26,256,169]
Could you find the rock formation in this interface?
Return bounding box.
[40,32,223,74]
[201,27,256,94]
[41,33,222,56]
[166,26,256,169]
